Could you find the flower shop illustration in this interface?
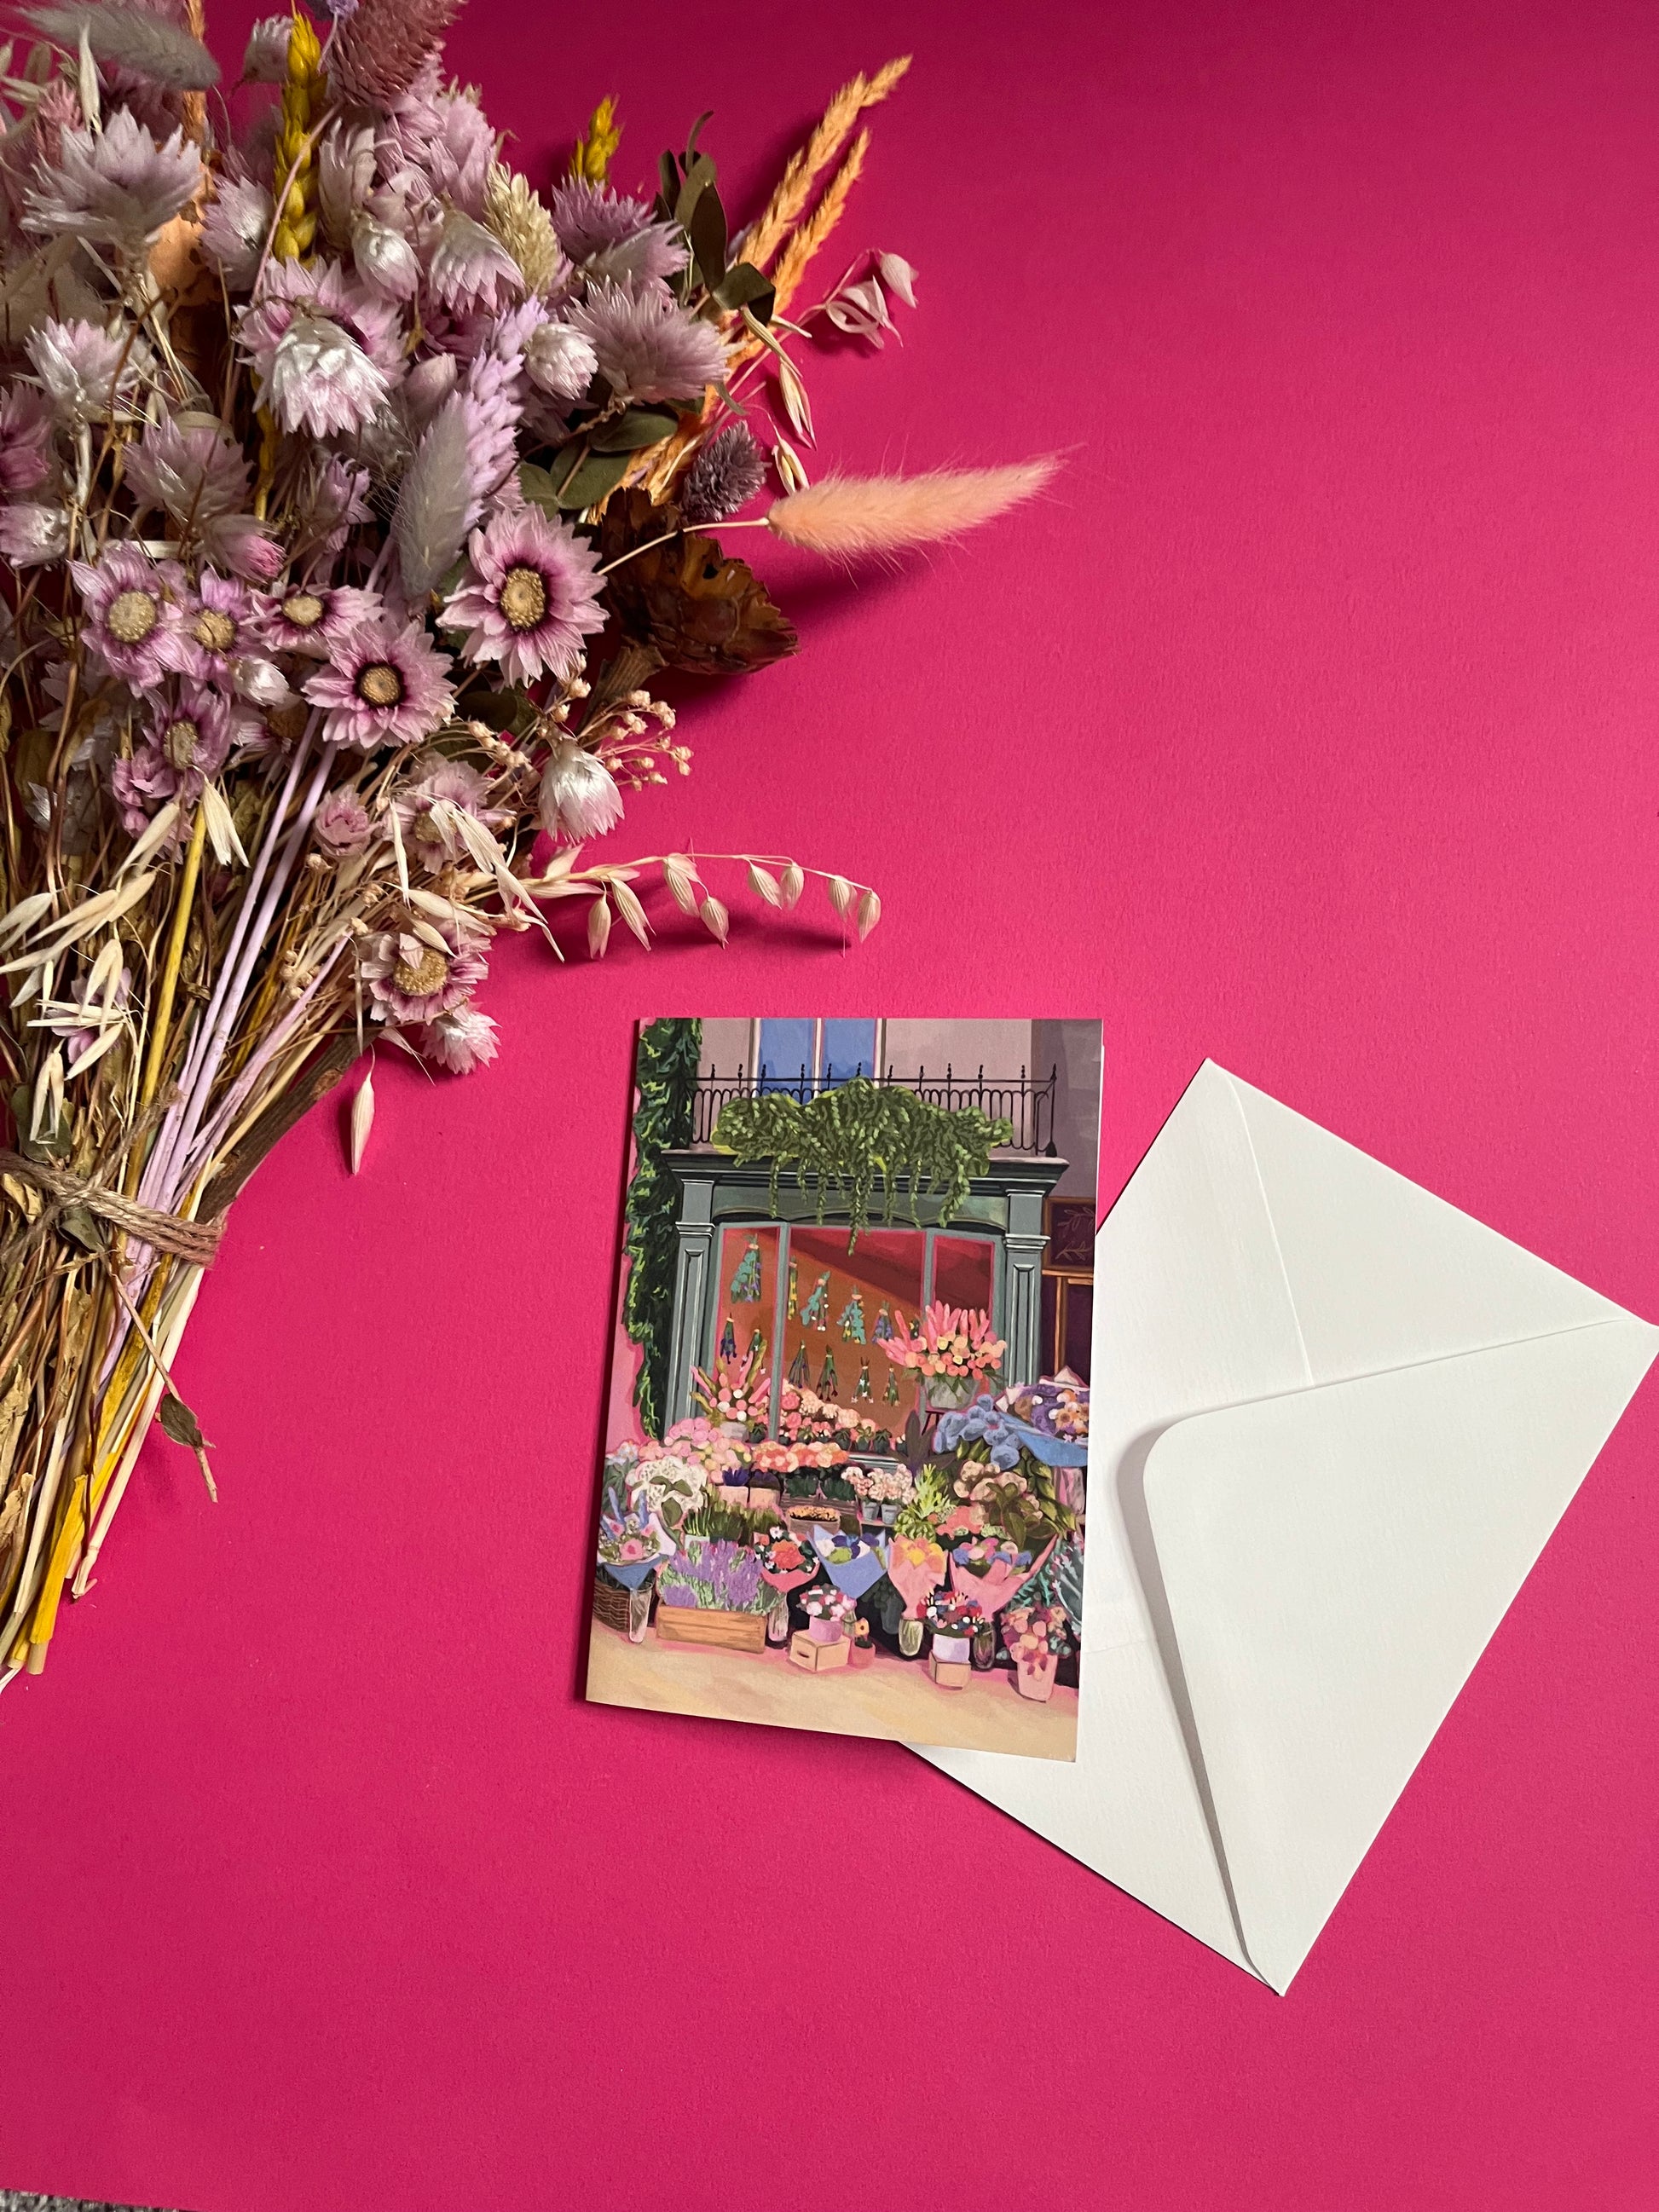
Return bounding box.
[590,1019,1100,1743]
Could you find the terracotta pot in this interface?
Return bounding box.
[1015,1654,1059,1702]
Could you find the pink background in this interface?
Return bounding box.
[5,1,1659,2205]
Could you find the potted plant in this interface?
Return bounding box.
[800,1585,857,1645]
[882,1302,1007,1410]
[922,1588,983,1668]
[654,1539,773,1653]
[1001,1602,1073,1701]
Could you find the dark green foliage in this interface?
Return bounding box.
[622,1017,702,1438]
[711,1076,1014,1247]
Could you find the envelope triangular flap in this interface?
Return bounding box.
[1226,1072,1625,1378]
[1143,1318,1657,1991]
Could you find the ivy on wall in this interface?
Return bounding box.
[713,1075,1013,1246]
[623,1017,702,1440]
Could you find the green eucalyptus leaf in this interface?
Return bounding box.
[684,109,714,164]
[555,447,633,510]
[713,261,774,321]
[519,461,561,511]
[686,181,727,291]
[591,405,681,454]
[674,149,718,229]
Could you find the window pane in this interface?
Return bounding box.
[931,1233,996,1318]
[822,1018,877,1085]
[779,1223,926,1441]
[757,1018,815,1094]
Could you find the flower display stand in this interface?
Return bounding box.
[789,1629,852,1673]
[928,1655,972,1690]
[654,1607,768,1654]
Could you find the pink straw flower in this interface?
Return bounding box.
[442,505,605,686]
[314,788,374,858]
[303,618,457,750]
[358,917,487,1025]
[254,582,386,658]
[71,545,184,689]
[419,1002,500,1072]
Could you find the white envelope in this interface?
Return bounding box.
[917,1062,1656,1991]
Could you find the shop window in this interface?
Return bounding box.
[776,1222,926,1439]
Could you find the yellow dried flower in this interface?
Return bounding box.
[484,163,564,296]
[271,8,324,265]
[572,95,621,183]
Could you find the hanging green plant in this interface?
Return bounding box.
[623,1017,703,1438]
[712,1076,1013,1246]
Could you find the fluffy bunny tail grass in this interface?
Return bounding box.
[766,458,1057,557]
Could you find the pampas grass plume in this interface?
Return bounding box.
[766,459,1055,558]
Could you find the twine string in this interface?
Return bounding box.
[0,1150,223,1266]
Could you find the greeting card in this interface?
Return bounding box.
[587,1018,1102,1759]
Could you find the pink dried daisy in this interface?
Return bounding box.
[254,582,386,658]
[303,619,457,750]
[71,545,184,690]
[442,505,605,686]
[357,917,487,1025]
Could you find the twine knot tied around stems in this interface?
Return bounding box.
[0,1151,223,1266]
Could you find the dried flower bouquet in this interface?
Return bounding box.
[0,0,1053,1689]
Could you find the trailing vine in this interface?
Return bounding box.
[713,1076,1013,1246]
[623,1018,703,1438]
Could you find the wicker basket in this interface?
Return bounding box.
[592,1568,650,1635]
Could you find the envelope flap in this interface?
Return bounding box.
[1143,1317,1658,1991]
[1226,1072,1629,1379]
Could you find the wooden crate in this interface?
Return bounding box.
[789,1629,851,1673]
[654,1605,767,1654]
[928,1655,972,1690]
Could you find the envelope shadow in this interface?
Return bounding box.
[1116,1427,1263,1982]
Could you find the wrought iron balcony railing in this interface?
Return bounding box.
[689,1065,1061,1154]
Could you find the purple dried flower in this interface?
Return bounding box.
[314,788,374,857]
[72,545,185,689]
[303,617,457,749]
[199,175,273,292]
[425,207,522,313]
[538,740,623,840]
[328,0,462,111]
[523,319,598,405]
[0,384,52,492]
[552,181,674,265]
[357,915,486,1025]
[0,502,67,566]
[391,753,510,870]
[24,109,201,250]
[679,423,767,525]
[564,280,726,406]
[419,1002,499,1073]
[26,318,152,425]
[442,504,605,686]
[254,582,386,658]
[159,571,256,684]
